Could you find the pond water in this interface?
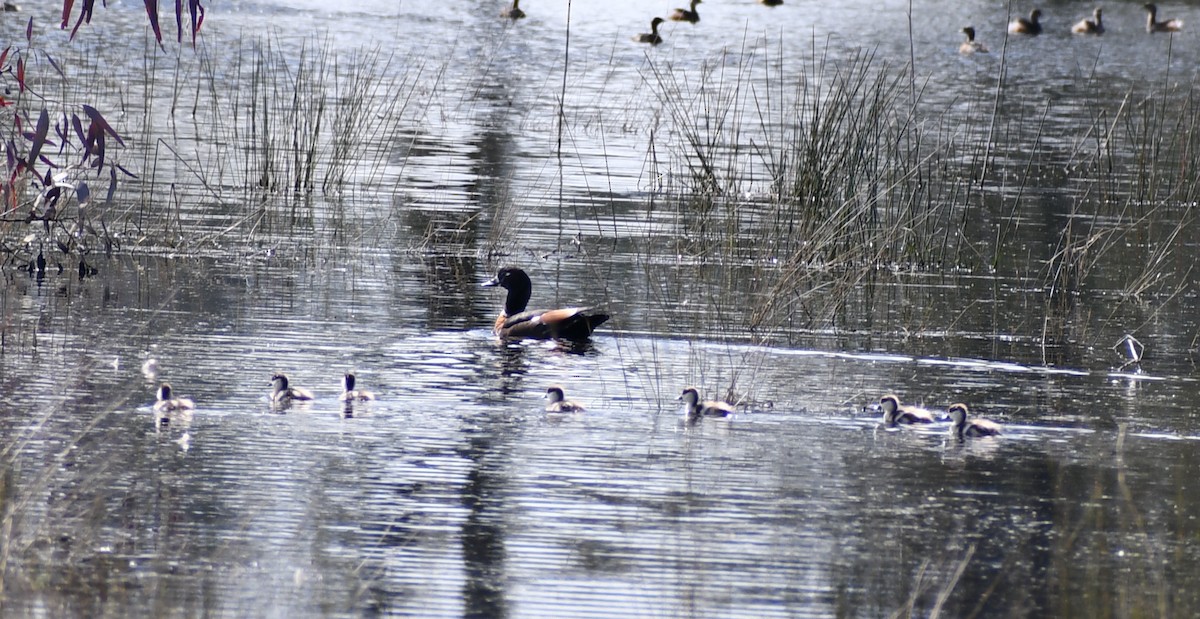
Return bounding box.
[4,0,1200,617]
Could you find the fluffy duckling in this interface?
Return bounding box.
[1144,4,1182,33]
[959,27,989,53]
[154,382,195,413]
[545,385,586,413]
[1072,8,1104,34]
[340,372,376,402]
[759,0,783,6]
[1008,8,1043,35]
[879,394,936,426]
[500,0,525,20]
[947,403,1002,438]
[678,387,735,420]
[270,373,315,404]
[635,17,665,45]
[670,0,700,23]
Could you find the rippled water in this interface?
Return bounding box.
[5,0,1200,617]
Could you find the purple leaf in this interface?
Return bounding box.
[105,167,117,204]
[71,114,84,144]
[42,50,65,78]
[82,105,124,147]
[115,163,138,179]
[28,108,48,172]
[143,0,163,46]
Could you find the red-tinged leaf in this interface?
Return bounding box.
[70,0,96,41]
[0,46,10,69]
[0,96,11,108]
[82,105,125,147]
[17,57,24,92]
[71,114,84,144]
[192,1,205,42]
[62,0,74,29]
[143,0,162,45]
[27,108,49,172]
[115,163,137,179]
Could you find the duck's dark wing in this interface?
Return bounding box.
[499,307,609,340]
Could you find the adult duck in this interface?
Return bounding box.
[1008,8,1043,35]
[947,403,1002,438]
[482,267,609,341]
[1144,4,1182,33]
[670,0,700,24]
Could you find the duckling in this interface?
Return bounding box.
[1072,8,1104,34]
[545,385,586,413]
[879,394,936,426]
[2,3,19,11]
[634,17,665,45]
[153,382,195,413]
[500,0,525,20]
[678,387,735,420]
[1008,8,1043,35]
[1144,4,1182,33]
[759,0,783,6]
[270,373,315,404]
[670,0,700,24]
[339,372,376,402]
[947,403,1002,438]
[959,27,989,53]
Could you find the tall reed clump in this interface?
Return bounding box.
[644,42,972,336]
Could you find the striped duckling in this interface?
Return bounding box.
[500,0,525,20]
[154,382,195,413]
[670,0,700,24]
[1072,8,1104,34]
[634,17,665,45]
[959,27,988,54]
[879,394,936,426]
[678,387,735,420]
[1008,8,1043,35]
[948,403,1002,438]
[340,372,376,402]
[545,385,586,413]
[270,373,315,405]
[1144,4,1182,33]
